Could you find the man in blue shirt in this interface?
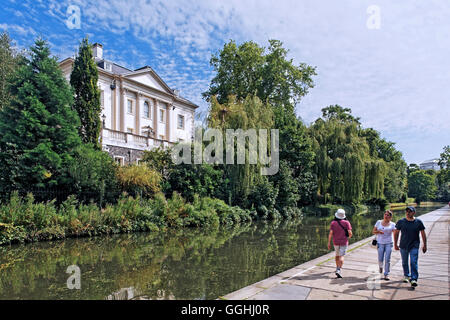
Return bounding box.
[393,206,427,288]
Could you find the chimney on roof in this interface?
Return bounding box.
[92,43,103,60]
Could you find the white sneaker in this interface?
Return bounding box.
[335,269,342,278]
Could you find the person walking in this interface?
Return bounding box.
[393,206,427,287]
[328,208,353,278]
[372,210,396,280]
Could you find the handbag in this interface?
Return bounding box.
[372,220,381,245]
[372,237,377,246]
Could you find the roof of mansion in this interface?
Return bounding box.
[59,48,198,109]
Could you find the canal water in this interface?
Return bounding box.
[0,204,443,299]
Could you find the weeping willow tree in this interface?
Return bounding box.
[310,105,388,204]
[207,95,274,207]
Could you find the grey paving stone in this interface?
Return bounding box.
[248,284,311,300]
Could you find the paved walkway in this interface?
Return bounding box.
[221,206,450,300]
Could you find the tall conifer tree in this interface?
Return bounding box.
[70,37,101,148]
[0,38,81,192]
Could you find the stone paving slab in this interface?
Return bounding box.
[222,206,450,300]
[221,285,266,300]
[252,275,285,290]
[412,278,450,289]
[306,288,368,300]
[248,284,311,300]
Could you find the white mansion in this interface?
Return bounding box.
[59,43,197,165]
[419,159,440,171]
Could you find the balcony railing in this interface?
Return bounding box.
[101,128,172,150]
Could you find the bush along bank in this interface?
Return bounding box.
[0,192,255,246]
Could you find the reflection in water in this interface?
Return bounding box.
[0,205,443,300]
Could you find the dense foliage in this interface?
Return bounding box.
[0,39,82,196]
[203,39,317,215]
[64,143,120,205]
[407,170,437,204]
[207,95,275,209]
[0,192,253,245]
[0,32,22,110]
[203,39,316,106]
[309,105,407,205]
[116,164,162,198]
[436,146,450,201]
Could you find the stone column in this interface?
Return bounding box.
[165,103,171,142]
[135,93,140,135]
[153,98,158,138]
[120,87,126,132]
[112,81,117,130]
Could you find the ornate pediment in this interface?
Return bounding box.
[123,67,173,94]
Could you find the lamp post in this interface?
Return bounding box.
[101,114,106,128]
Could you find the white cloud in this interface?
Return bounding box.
[0,23,37,37]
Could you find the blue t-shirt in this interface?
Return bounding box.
[395,218,425,250]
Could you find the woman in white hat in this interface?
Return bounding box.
[327,208,353,278]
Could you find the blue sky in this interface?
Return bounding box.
[1,0,449,165]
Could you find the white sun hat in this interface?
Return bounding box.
[335,208,346,219]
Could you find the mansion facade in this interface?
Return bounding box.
[59,43,197,165]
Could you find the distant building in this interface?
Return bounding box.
[59,43,198,165]
[419,158,440,171]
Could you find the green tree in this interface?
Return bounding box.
[0,31,22,110]
[309,106,388,204]
[407,170,437,203]
[70,37,101,148]
[436,145,450,201]
[167,160,224,203]
[407,163,420,175]
[203,39,316,110]
[64,143,120,206]
[0,38,81,195]
[142,146,173,180]
[272,104,316,205]
[361,128,407,202]
[142,144,224,202]
[207,95,274,207]
[203,39,317,209]
[439,145,450,169]
[321,104,361,123]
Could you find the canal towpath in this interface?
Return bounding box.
[221,206,450,300]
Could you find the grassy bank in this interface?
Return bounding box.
[0,192,255,246]
[389,198,416,210]
[302,203,373,217]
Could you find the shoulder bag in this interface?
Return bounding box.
[335,219,349,237]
